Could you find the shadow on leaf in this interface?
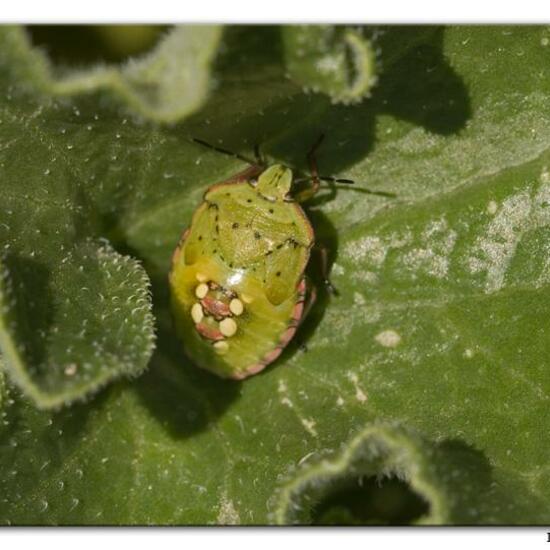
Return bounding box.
[2,254,53,370]
[182,26,471,178]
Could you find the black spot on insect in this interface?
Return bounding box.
[229,263,234,268]
[269,208,274,214]
[198,235,203,241]
[232,222,239,229]
[276,271,281,277]
[213,249,217,254]
[254,231,261,240]
[247,199,252,203]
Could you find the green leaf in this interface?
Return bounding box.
[273,423,545,524]
[0,29,157,407]
[1,25,550,525]
[0,241,155,408]
[0,25,222,123]
[282,26,378,104]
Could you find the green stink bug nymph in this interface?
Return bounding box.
[169,137,355,380]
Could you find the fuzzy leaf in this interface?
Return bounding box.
[0,242,155,408]
[282,26,378,104]
[0,25,222,123]
[0,29,156,407]
[273,424,545,524]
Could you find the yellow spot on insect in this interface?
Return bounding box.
[229,298,244,316]
[196,272,208,282]
[219,317,237,337]
[214,341,229,354]
[195,283,209,299]
[241,293,254,304]
[191,303,204,324]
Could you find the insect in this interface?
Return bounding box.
[169,136,371,380]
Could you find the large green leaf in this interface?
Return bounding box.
[281,26,378,104]
[0,241,155,408]
[0,26,222,123]
[1,25,549,524]
[273,424,544,524]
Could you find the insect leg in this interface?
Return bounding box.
[294,134,325,203]
[312,244,339,295]
[299,281,318,325]
[307,133,324,193]
[296,281,318,353]
[254,143,265,165]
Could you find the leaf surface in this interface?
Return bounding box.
[0,25,549,525]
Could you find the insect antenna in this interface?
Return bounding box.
[192,138,260,166]
[319,176,354,184]
[321,175,396,197]
[294,175,355,185]
[294,174,396,198]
